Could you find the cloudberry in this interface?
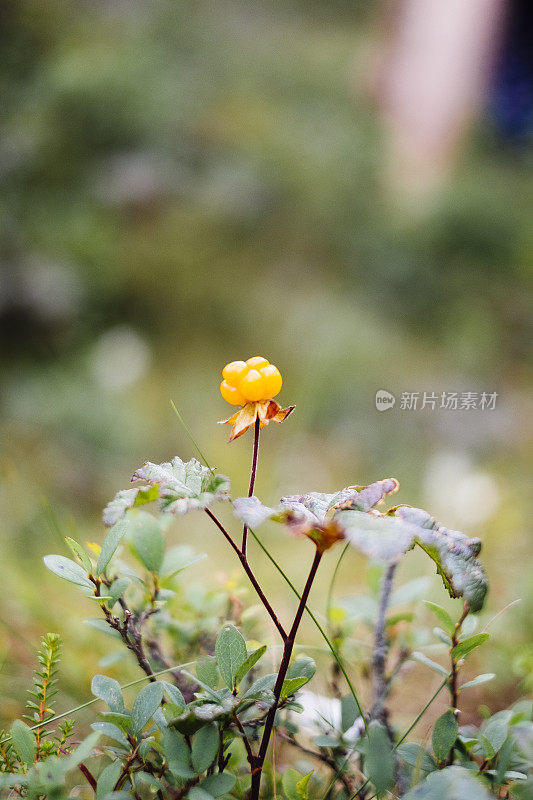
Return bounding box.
[220,357,283,406]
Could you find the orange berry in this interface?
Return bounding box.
[239,369,266,401]
[222,360,249,387]
[260,364,282,398]
[246,356,269,370]
[220,380,246,406]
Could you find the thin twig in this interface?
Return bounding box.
[242,417,260,555]
[370,562,398,726]
[204,509,287,639]
[250,549,323,800]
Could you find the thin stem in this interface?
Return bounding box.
[326,541,350,639]
[205,509,287,640]
[234,713,255,766]
[370,562,398,724]
[78,763,98,791]
[249,528,368,734]
[250,549,323,800]
[395,677,448,748]
[242,418,260,555]
[170,400,212,469]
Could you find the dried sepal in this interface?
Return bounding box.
[218,400,295,442]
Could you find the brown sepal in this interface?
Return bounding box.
[218,400,295,442]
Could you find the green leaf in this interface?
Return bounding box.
[460,673,495,691]
[199,772,237,797]
[107,577,131,606]
[215,624,248,690]
[364,721,395,798]
[96,518,129,576]
[91,722,129,749]
[96,760,123,800]
[393,506,488,612]
[280,677,308,701]
[411,651,449,677]
[337,510,417,561]
[131,681,164,734]
[103,485,161,526]
[452,633,489,661]
[85,618,121,638]
[432,710,458,761]
[191,723,219,773]
[234,645,267,688]
[129,512,165,573]
[163,728,194,779]
[242,673,276,700]
[282,768,313,800]
[187,789,213,800]
[98,712,132,733]
[161,681,185,708]
[402,766,491,799]
[396,742,437,774]
[480,713,510,756]
[91,675,125,713]
[196,656,219,689]
[424,601,455,635]
[65,731,102,768]
[127,457,230,517]
[341,694,360,732]
[64,537,93,572]
[43,554,93,589]
[287,656,316,683]
[161,545,207,580]
[10,719,36,765]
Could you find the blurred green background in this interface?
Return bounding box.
[1,0,532,734]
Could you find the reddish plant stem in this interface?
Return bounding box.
[446,602,469,766]
[242,418,261,555]
[205,509,287,639]
[78,763,97,791]
[250,548,323,800]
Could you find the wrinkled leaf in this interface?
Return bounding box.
[394,506,488,612]
[103,486,160,526]
[132,457,230,515]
